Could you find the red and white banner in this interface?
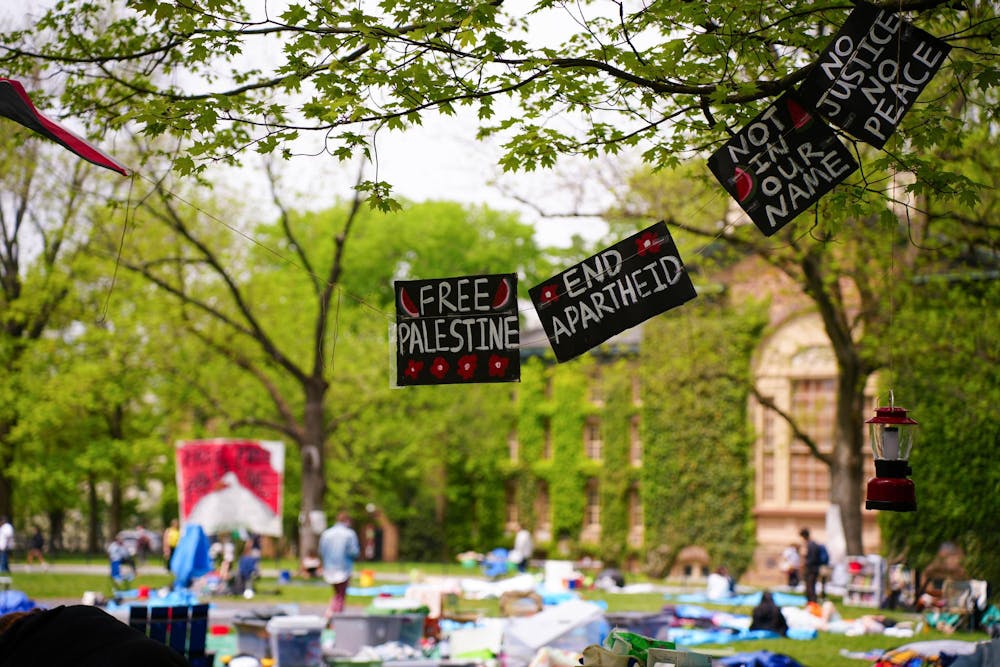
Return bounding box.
[176,439,284,537]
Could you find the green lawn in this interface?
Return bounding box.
[7,566,992,667]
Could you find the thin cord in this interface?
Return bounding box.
[98,171,136,324]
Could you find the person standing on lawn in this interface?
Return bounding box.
[0,518,13,574]
[800,527,821,603]
[25,527,47,571]
[162,519,180,572]
[320,511,360,621]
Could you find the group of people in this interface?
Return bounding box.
[779,527,828,603]
[0,517,48,574]
[207,531,261,596]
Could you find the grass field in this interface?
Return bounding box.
[5,561,992,667]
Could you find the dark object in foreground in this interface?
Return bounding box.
[0,605,191,666]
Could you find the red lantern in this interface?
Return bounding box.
[865,405,918,512]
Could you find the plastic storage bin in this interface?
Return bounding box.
[233,618,271,659]
[604,611,675,641]
[329,613,425,655]
[266,615,326,667]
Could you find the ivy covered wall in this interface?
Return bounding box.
[640,299,766,578]
[391,294,767,571]
[502,295,765,574]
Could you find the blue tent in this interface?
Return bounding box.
[169,524,212,589]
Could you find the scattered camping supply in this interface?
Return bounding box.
[128,603,213,667]
[873,639,983,667]
[503,599,608,667]
[328,612,426,656]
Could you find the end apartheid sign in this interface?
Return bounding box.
[529,221,697,362]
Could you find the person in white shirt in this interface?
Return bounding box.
[0,517,14,573]
[512,524,533,573]
[781,542,802,588]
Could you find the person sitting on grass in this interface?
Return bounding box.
[750,591,789,636]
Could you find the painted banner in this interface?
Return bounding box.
[176,439,284,537]
[708,92,858,237]
[395,273,519,386]
[529,221,697,362]
[797,2,951,148]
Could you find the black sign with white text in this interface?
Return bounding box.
[797,2,951,148]
[708,92,858,236]
[395,273,519,386]
[529,222,697,363]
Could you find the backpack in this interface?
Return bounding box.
[817,544,830,566]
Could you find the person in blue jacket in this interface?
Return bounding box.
[319,511,360,621]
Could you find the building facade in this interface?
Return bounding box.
[507,262,883,584]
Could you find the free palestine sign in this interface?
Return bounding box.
[797,2,951,149]
[708,92,858,237]
[395,273,519,386]
[529,221,697,363]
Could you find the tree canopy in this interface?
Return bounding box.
[2,0,996,213]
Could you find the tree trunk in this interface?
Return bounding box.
[87,474,100,554]
[298,382,327,558]
[48,509,65,553]
[0,421,14,519]
[110,478,123,538]
[831,355,868,555]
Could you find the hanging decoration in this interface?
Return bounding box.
[0,78,129,176]
[394,272,519,386]
[707,93,858,237]
[529,220,697,363]
[796,1,952,149]
[864,403,918,512]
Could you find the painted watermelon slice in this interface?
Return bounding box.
[399,287,420,318]
[491,277,512,310]
[733,167,756,202]
[786,97,813,130]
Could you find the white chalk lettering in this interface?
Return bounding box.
[912,40,945,69]
[398,315,518,354]
[765,197,790,228]
[546,254,688,345]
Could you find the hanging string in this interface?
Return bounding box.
[86,4,931,344]
[98,170,136,324]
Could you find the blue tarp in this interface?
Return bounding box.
[105,588,203,611]
[170,524,212,588]
[668,591,807,608]
[0,590,36,614]
[346,583,411,597]
[669,628,782,646]
[718,650,804,667]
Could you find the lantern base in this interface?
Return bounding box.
[865,498,917,512]
[865,476,916,512]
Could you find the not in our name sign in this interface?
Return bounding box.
[395,273,519,386]
[529,221,697,363]
[797,2,951,149]
[708,93,858,237]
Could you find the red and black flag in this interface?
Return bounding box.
[0,78,128,176]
